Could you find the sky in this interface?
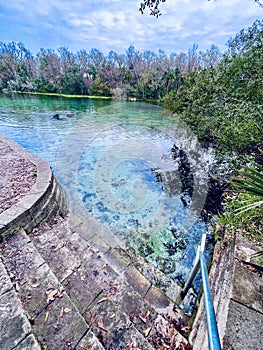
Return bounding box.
[0,0,262,56]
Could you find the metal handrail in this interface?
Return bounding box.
[181,233,206,298]
[181,233,222,350]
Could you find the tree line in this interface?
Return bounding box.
[0,19,262,157]
[0,41,221,99]
[163,19,263,156]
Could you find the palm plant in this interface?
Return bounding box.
[229,161,263,213]
[229,152,263,258]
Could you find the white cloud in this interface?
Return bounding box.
[67,16,93,27]
[0,0,262,54]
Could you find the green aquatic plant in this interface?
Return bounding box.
[125,227,188,275]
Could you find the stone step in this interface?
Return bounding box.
[28,214,190,349]
[30,217,164,349]
[44,213,185,312]
[0,228,103,350]
[0,215,191,349]
[24,175,66,234]
[68,212,187,320]
[120,246,184,306]
[0,253,41,350]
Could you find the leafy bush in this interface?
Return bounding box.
[163,20,263,156]
[214,192,263,244]
[214,160,263,246]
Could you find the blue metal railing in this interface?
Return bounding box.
[181,234,222,350]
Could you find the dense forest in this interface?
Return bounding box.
[0,41,221,99]
[0,19,262,244]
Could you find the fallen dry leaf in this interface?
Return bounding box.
[46,289,58,302]
[139,309,150,323]
[109,282,118,294]
[80,273,86,281]
[43,310,49,325]
[181,325,190,333]
[90,311,97,324]
[64,308,72,313]
[129,313,135,322]
[142,327,151,337]
[175,339,182,348]
[97,294,109,304]
[60,307,64,318]
[126,340,141,350]
[57,288,64,298]
[83,343,94,350]
[15,282,20,292]
[126,340,133,348]
[143,309,150,319]
[97,319,107,332]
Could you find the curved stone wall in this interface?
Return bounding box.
[0,134,67,240]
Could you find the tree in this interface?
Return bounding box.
[163,20,263,154]
[139,0,263,17]
[227,19,263,56]
[139,0,166,17]
[36,49,62,93]
[89,75,112,96]
[0,41,36,91]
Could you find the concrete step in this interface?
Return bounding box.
[28,214,190,349]
[0,228,103,350]
[68,212,187,320]
[0,248,41,350]
[1,214,191,349]
[24,175,67,234]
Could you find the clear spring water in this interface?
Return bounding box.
[0,93,213,295]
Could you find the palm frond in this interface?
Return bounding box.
[230,163,263,193]
[229,154,263,213]
[234,199,263,214]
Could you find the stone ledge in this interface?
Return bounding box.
[0,134,67,240]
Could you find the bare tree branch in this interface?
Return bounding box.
[139,0,263,17]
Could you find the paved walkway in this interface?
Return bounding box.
[0,134,190,349]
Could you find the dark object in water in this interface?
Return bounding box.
[53,113,60,120]
[112,179,127,188]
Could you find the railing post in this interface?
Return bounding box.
[181,233,206,298]
[181,247,200,298]
[199,251,221,350]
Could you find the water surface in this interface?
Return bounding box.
[0,93,212,291]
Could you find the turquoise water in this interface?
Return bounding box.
[0,93,212,290]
